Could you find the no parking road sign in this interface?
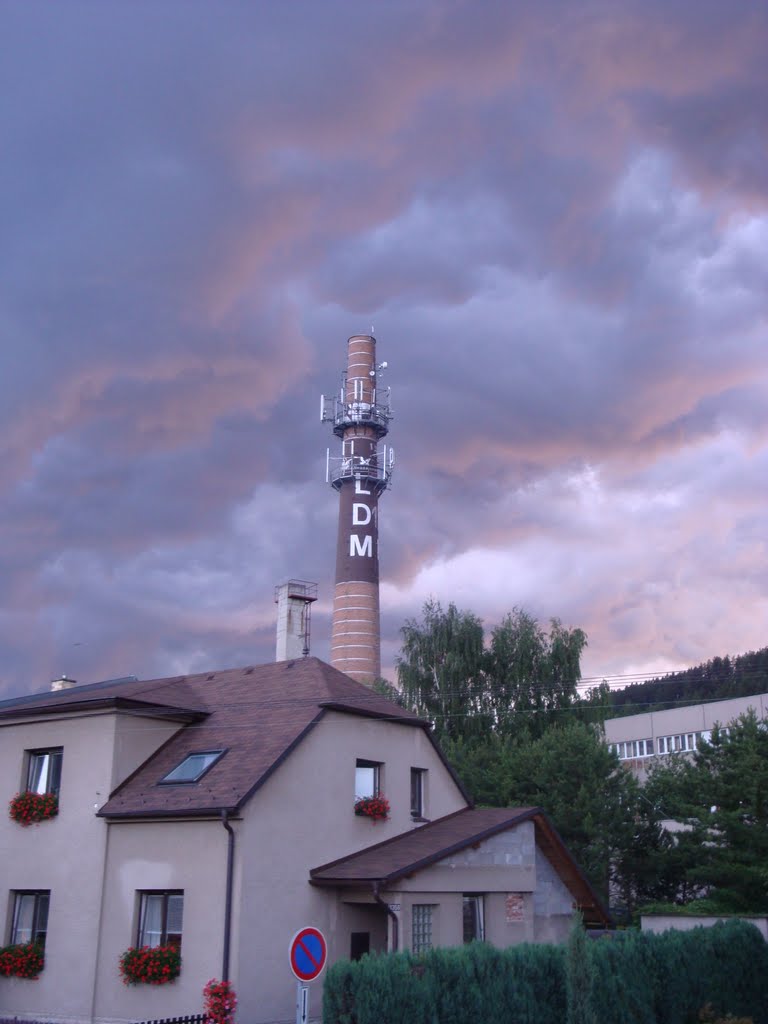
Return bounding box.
[289,926,328,983]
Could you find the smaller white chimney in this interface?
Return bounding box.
[275,581,318,661]
[51,674,76,692]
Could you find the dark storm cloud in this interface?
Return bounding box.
[1,0,767,696]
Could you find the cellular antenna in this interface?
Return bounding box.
[321,335,393,685]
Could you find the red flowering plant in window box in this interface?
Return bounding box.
[203,977,238,1024]
[0,942,45,979]
[8,791,58,827]
[118,944,181,985]
[354,794,390,822]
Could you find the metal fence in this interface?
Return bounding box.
[132,1015,206,1024]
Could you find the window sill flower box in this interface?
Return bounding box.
[118,944,181,985]
[354,795,390,822]
[0,942,45,979]
[8,791,58,827]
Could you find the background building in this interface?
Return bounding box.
[604,692,768,781]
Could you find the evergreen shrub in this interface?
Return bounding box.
[323,919,768,1024]
[323,941,565,1024]
[590,920,768,1024]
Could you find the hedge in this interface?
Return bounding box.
[323,919,768,1024]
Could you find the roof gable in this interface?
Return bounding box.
[310,806,611,928]
[87,658,427,817]
[1,658,430,818]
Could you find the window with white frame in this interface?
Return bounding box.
[355,759,382,799]
[137,891,183,949]
[412,904,434,954]
[611,739,654,760]
[11,891,50,947]
[27,749,63,796]
[657,732,704,755]
[462,895,485,943]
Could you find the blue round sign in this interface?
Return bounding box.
[289,926,327,982]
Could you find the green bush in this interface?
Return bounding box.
[323,941,565,1024]
[322,919,768,1024]
[589,921,768,1024]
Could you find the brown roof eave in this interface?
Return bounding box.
[309,876,380,889]
[231,708,327,814]
[318,701,430,726]
[309,807,537,885]
[0,696,208,722]
[98,805,241,821]
[377,807,537,885]
[423,730,473,807]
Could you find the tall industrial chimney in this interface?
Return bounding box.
[322,335,393,684]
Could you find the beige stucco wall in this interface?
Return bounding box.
[92,818,230,1024]
[2,703,578,1024]
[110,713,185,791]
[0,709,185,1024]
[233,711,468,1024]
[0,713,118,1023]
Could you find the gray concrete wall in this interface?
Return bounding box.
[533,849,574,943]
[605,693,768,746]
[393,821,574,952]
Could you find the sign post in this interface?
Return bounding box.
[296,982,309,1024]
[289,926,328,1024]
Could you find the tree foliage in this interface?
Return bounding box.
[445,721,639,903]
[641,711,768,912]
[607,647,768,717]
[397,601,586,741]
[397,600,487,741]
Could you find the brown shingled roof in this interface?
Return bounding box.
[1,658,437,817]
[310,806,611,928]
[0,658,448,819]
[101,658,443,817]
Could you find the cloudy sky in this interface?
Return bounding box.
[1,0,766,699]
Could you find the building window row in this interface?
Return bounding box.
[7,890,184,954]
[611,730,718,760]
[611,738,654,760]
[355,758,428,818]
[656,731,711,754]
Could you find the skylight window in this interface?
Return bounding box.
[160,750,225,784]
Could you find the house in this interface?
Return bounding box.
[604,691,768,781]
[1,658,609,1024]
